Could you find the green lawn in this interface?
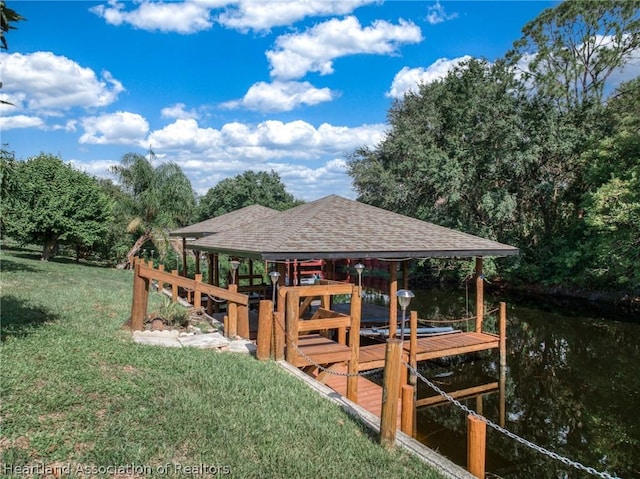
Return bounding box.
[0,245,444,478]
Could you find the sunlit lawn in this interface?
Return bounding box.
[0,244,444,478]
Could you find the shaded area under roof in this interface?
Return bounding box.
[188,195,519,260]
[170,204,280,238]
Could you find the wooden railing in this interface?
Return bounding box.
[129,258,249,334]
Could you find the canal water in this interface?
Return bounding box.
[404,289,640,479]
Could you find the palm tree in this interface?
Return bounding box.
[111,152,196,268]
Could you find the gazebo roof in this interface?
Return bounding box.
[170,204,280,238]
[188,195,519,260]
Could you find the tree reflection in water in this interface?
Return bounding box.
[409,289,640,479]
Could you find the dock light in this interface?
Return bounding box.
[354,263,365,296]
[396,289,415,341]
[230,260,240,285]
[269,271,280,310]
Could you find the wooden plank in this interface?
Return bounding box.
[416,382,499,408]
[310,308,350,319]
[298,317,350,332]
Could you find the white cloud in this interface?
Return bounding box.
[0,115,45,130]
[0,51,124,113]
[426,1,458,25]
[90,0,217,34]
[161,103,199,120]
[217,0,375,32]
[387,56,472,98]
[146,118,386,162]
[267,16,422,80]
[80,111,149,145]
[223,81,335,112]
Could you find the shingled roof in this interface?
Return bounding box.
[169,204,280,238]
[188,195,519,260]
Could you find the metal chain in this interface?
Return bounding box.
[404,362,621,479]
[415,307,499,325]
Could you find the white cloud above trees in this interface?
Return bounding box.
[387,56,472,98]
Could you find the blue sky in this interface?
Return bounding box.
[1,0,564,201]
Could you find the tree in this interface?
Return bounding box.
[1,0,24,51]
[578,78,640,290]
[4,153,111,260]
[507,0,640,111]
[197,170,301,220]
[110,153,196,267]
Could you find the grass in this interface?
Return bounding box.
[0,245,444,479]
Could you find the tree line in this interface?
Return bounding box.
[347,0,639,300]
[0,150,299,267]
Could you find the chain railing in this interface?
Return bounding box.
[404,361,622,479]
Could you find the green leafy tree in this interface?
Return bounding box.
[197,170,301,220]
[110,153,196,267]
[507,0,640,111]
[4,153,111,261]
[578,78,640,290]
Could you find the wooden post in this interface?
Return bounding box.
[207,253,214,315]
[467,415,486,478]
[130,258,150,331]
[499,366,506,428]
[238,303,249,339]
[409,311,417,387]
[213,253,220,313]
[346,285,361,403]
[475,257,484,333]
[401,384,415,437]
[499,301,507,368]
[194,250,200,275]
[256,300,273,361]
[380,338,402,448]
[194,273,202,309]
[274,310,285,361]
[181,237,187,277]
[285,290,300,364]
[171,269,179,302]
[228,284,238,338]
[388,261,398,338]
[402,260,409,290]
[223,315,229,337]
[157,264,165,292]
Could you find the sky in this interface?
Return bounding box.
[0,0,568,201]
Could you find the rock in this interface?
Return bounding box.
[227,339,257,354]
[178,332,230,349]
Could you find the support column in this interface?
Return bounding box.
[403,260,409,290]
[475,257,483,333]
[181,237,187,277]
[193,250,200,275]
[388,261,398,338]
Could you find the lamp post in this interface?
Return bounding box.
[269,271,280,310]
[354,263,365,297]
[396,289,415,341]
[230,259,240,285]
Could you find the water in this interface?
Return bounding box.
[406,289,640,479]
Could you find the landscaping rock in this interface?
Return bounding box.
[227,339,257,354]
[178,332,230,349]
[133,329,182,347]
